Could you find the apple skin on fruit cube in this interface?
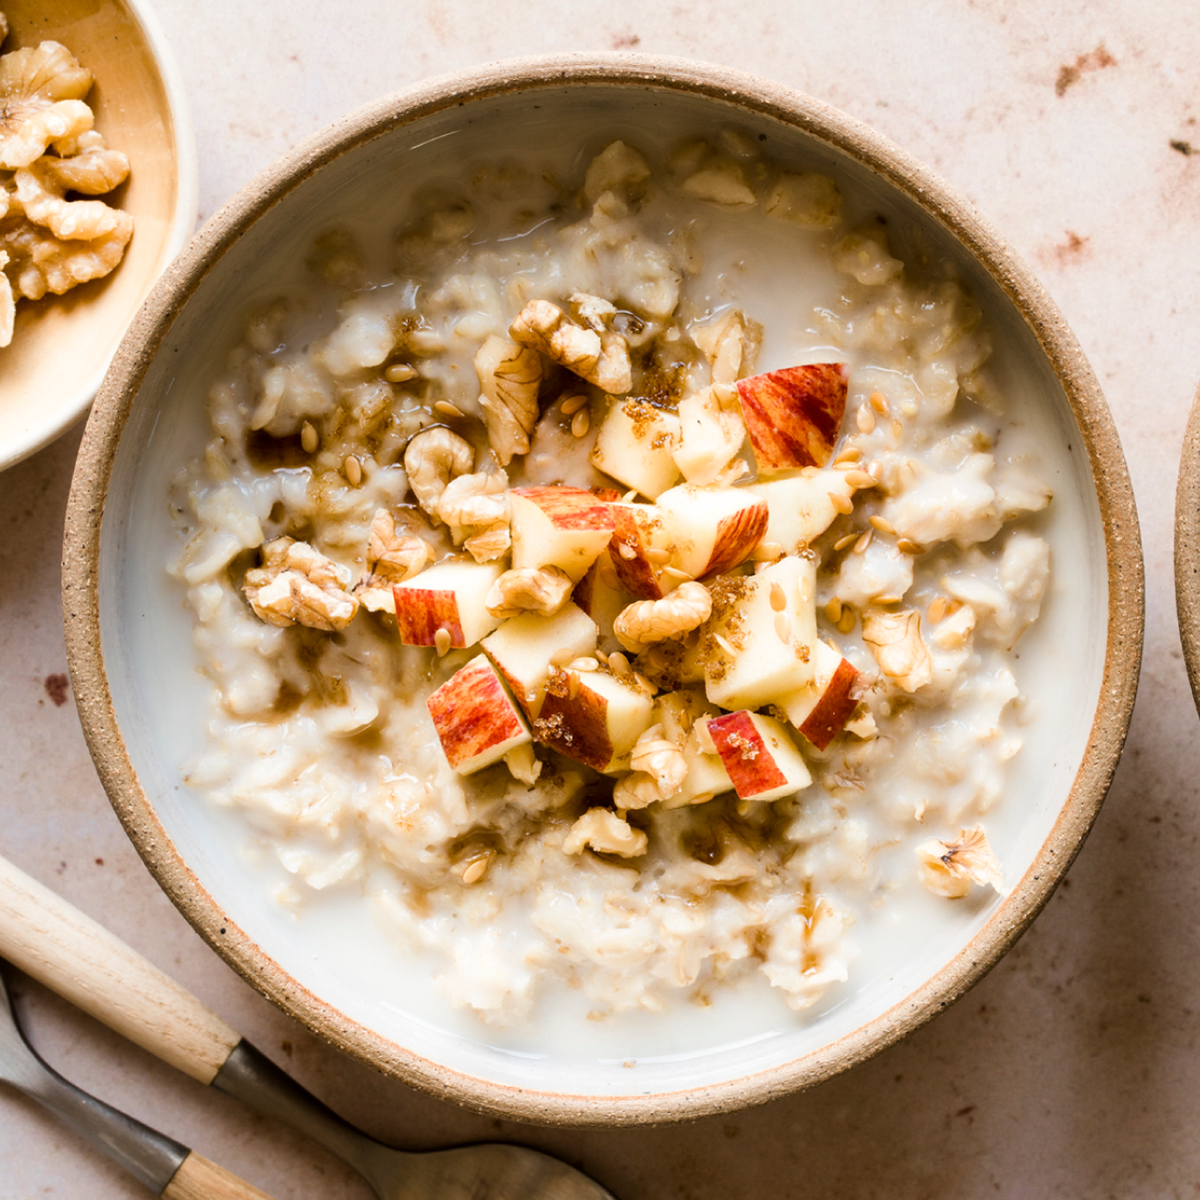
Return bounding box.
[590,398,682,499]
[509,486,616,583]
[427,655,532,775]
[655,483,767,579]
[706,710,812,802]
[777,640,860,751]
[481,601,598,717]
[608,502,674,599]
[736,363,849,472]
[392,559,504,648]
[534,667,655,773]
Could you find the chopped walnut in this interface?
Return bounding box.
[626,722,687,801]
[354,509,433,611]
[917,827,1004,898]
[563,808,648,858]
[1,205,131,299]
[474,335,542,465]
[403,426,474,521]
[691,309,761,385]
[14,158,131,240]
[510,297,632,394]
[485,565,573,619]
[862,608,933,693]
[614,582,713,654]
[244,537,359,631]
[34,141,128,194]
[0,40,92,169]
[436,470,510,557]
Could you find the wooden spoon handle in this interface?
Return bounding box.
[0,853,240,1084]
[163,1151,278,1200]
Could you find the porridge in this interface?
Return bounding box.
[0,10,134,348]
[169,133,1052,1033]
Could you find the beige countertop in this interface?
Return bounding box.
[2,1,1198,1195]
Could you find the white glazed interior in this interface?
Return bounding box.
[94,82,1107,1108]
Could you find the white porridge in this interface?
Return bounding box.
[168,133,1052,1036]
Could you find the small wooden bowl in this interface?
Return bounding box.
[0,0,197,471]
[63,55,1144,1126]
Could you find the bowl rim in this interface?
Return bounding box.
[0,0,199,472]
[1175,383,1200,710]
[62,51,1144,1126]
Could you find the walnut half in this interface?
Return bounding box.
[244,537,359,631]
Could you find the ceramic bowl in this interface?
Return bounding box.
[1176,383,1200,710]
[0,0,197,471]
[63,55,1143,1126]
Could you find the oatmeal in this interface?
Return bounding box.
[0,11,133,348]
[168,135,1052,1031]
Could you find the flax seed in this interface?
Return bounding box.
[608,652,632,678]
[561,393,588,415]
[344,455,363,486]
[569,657,599,672]
[300,421,318,453]
[869,515,895,534]
[834,446,862,464]
[845,470,877,490]
[837,608,856,635]
[434,627,452,656]
[897,538,922,555]
[715,633,737,657]
[434,401,465,419]
[774,613,793,642]
[568,672,581,700]
[869,391,890,415]
[853,530,873,554]
[384,363,417,383]
[571,410,590,438]
[833,532,858,551]
[829,491,854,515]
[645,547,671,565]
[661,566,693,582]
[825,597,843,623]
[461,857,488,885]
[769,581,788,612]
[928,596,948,623]
[856,406,876,434]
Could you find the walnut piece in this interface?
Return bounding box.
[403,426,474,521]
[474,334,542,465]
[0,40,92,169]
[485,565,573,619]
[861,608,933,693]
[622,722,687,804]
[436,470,510,559]
[244,537,359,631]
[614,582,713,654]
[691,309,761,385]
[510,297,632,395]
[917,827,1004,898]
[563,809,648,858]
[14,158,131,240]
[354,509,433,612]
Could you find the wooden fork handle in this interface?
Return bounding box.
[0,853,240,1084]
[163,1151,278,1200]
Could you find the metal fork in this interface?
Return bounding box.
[0,854,617,1200]
[0,965,275,1199]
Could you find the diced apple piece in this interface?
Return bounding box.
[777,640,860,751]
[534,667,655,773]
[672,382,746,485]
[736,363,849,472]
[509,486,616,583]
[750,469,855,553]
[706,710,812,802]
[703,556,818,710]
[590,398,681,499]
[392,559,504,648]
[427,655,532,775]
[482,601,598,717]
[656,483,767,579]
[609,502,675,599]
[572,551,635,653]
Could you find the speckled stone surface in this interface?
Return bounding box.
[1,1,1198,1196]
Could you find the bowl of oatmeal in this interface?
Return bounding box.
[64,55,1142,1124]
[0,0,196,471]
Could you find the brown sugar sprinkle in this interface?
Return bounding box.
[837,607,856,635]
[769,581,788,612]
[853,530,873,554]
[434,627,452,656]
[344,455,363,486]
[928,596,948,623]
[844,470,877,490]
[571,410,591,438]
[300,421,319,454]
[833,532,858,552]
[384,363,418,383]
[434,400,465,419]
[560,393,588,416]
[869,515,895,534]
[824,596,843,623]
[833,446,862,464]
[856,406,876,434]
[645,547,671,565]
[569,656,599,672]
[897,538,923,555]
[774,613,793,643]
[829,491,854,516]
[869,391,890,416]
